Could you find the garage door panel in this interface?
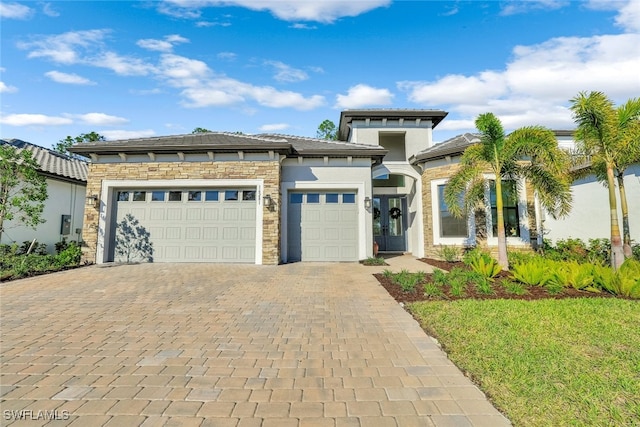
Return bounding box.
[186,208,202,220]
[288,191,359,262]
[186,227,201,239]
[113,187,257,263]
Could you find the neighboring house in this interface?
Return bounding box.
[68,109,639,265]
[0,139,88,252]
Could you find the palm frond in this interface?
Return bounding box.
[443,164,483,218]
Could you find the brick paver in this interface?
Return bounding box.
[1,260,511,426]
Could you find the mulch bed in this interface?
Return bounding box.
[374,258,615,304]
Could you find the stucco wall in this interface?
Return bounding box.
[82,161,281,265]
[543,163,640,245]
[1,178,85,253]
[280,158,373,262]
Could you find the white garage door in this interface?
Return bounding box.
[287,191,359,262]
[112,188,257,263]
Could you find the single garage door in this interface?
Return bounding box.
[288,191,359,262]
[112,188,257,263]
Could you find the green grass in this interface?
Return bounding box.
[409,298,640,426]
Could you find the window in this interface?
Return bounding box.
[490,180,520,237]
[225,190,238,201]
[205,191,219,201]
[242,190,256,201]
[373,174,405,188]
[168,191,182,201]
[132,191,146,202]
[151,191,165,201]
[326,193,339,203]
[188,191,202,201]
[438,185,468,237]
[342,193,355,204]
[117,191,129,201]
[290,193,303,204]
[307,193,320,203]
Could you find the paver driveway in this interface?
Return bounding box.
[1,262,510,427]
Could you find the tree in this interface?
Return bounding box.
[0,144,48,242]
[444,113,572,270]
[192,127,212,134]
[317,119,338,140]
[53,132,105,159]
[570,92,640,268]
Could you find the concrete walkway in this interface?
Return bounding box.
[1,261,510,427]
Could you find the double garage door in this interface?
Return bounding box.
[112,188,257,263]
[287,191,359,262]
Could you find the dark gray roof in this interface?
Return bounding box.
[410,133,481,163]
[339,109,448,141]
[2,139,88,182]
[69,132,387,161]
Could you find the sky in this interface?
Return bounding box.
[1,0,639,149]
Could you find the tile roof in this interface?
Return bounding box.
[2,139,88,182]
[68,132,387,159]
[410,133,481,163]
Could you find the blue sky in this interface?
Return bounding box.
[1,0,639,148]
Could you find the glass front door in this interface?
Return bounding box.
[373,196,407,252]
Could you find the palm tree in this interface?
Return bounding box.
[570,92,640,268]
[444,113,572,270]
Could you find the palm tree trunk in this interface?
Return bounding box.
[607,166,625,269]
[616,171,632,258]
[495,177,509,270]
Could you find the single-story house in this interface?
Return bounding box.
[1,139,87,252]
[68,109,639,264]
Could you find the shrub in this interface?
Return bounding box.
[363,256,386,266]
[55,242,82,267]
[601,259,640,299]
[501,279,528,295]
[464,250,501,279]
[424,282,445,298]
[17,240,48,255]
[632,243,640,262]
[390,269,426,292]
[511,258,550,286]
[508,250,539,268]
[435,245,461,262]
[547,261,601,293]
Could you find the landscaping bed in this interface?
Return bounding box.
[375,258,615,304]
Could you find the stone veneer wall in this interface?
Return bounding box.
[81,161,281,265]
[421,163,538,258]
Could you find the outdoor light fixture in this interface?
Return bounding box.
[86,195,99,208]
[364,196,372,209]
[263,194,273,209]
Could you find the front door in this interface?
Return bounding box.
[373,196,407,252]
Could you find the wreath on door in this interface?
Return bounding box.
[373,207,381,220]
[389,207,402,219]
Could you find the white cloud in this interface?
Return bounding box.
[42,3,59,17]
[0,113,73,126]
[196,20,231,27]
[73,113,129,126]
[217,52,237,61]
[94,52,155,76]
[335,84,394,109]
[161,0,390,23]
[500,0,569,16]
[137,34,189,52]
[18,29,108,64]
[259,123,290,132]
[101,129,156,140]
[587,0,640,32]
[289,23,317,30]
[0,2,33,19]
[399,32,640,132]
[45,70,95,85]
[265,60,308,82]
[0,81,18,93]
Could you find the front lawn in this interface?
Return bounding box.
[410,298,640,426]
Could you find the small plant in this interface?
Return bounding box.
[424,282,445,298]
[17,240,48,255]
[508,250,539,268]
[501,279,528,295]
[391,269,426,292]
[465,250,501,279]
[449,276,467,297]
[362,256,386,266]
[547,261,600,293]
[511,258,550,286]
[474,275,494,295]
[382,269,394,278]
[436,245,461,262]
[601,259,640,298]
[432,269,448,287]
[55,242,82,267]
